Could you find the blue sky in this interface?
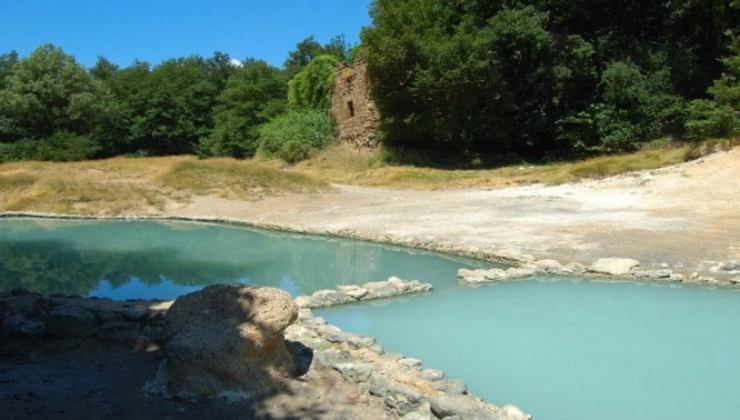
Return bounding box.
[0,0,372,68]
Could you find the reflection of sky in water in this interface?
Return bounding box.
[91,276,203,300]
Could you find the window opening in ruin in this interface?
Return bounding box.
[347,100,355,118]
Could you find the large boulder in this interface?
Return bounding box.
[163,284,298,398]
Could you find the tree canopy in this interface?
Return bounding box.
[362,0,740,158]
[1,4,738,165]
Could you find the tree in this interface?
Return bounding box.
[685,31,740,139]
[103,56,222,155]
[0,51,18,88]
[362,0,738,158]
[362,3,565,156]
[89,56,119,81]
[201,60,287,158]
[287,55,339,111]
[0,44,117,160]
[284,35,350,78]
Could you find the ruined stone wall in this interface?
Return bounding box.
[331,58,381,149]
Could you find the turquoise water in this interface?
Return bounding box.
[0,218,486,299]
[319,280,740,420]
[1,218,739,419]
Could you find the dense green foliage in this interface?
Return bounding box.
[199,60,287,158]
[288,55,340,111]
[362,0,740,158]
[0,45,115,161]
[257,110,334,162]
[283,35,350,78]
[685,32,740,139]
[0,36,350,162]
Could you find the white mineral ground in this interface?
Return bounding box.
[165,147,740,276]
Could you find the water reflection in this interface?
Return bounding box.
[0,239,254,295]
[0,219,483,300]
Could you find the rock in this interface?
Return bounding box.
[631,269,672,279]
[45,304,97,338]
[430,394,498,419]
[369,343,385,354]
[457,268,490,284]
[364,281,399,299]
[121,306,148,321]
[334,361,373,383]
[399,358,422,368]
[294,296,312,308]
[458,266,538,284]
[401,401,435,420]
[432,378,467,395]
[720,261,739,271]
[388,276,412,291]
[2,314,45,336]
[533,259,564,273]
[730,277,740,284]
[588,258,640,276]
[669,273,685,282]
[563,261,587,274]
[309,290,355,307]
[420,368,446,382]
[316,348,353,368]
[337,285,369,300]
[346,333,376,348]
[504,266,539,279]
[318,324,350,343]
[163,284,298,398]
[500,404,532,420]
[368,372,424,415]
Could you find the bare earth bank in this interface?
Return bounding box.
[166,147,740,278]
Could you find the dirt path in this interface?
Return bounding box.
[167,147,740,277]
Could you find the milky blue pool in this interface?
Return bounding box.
[1,218,738,420]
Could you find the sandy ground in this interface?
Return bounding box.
[167,147,740,276]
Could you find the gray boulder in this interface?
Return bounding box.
[163,284,298,398]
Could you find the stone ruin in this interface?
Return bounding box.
[331,57,381,149]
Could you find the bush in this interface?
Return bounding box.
[257,111,334,163]
[684,99,737,140]
[0,133,101,162]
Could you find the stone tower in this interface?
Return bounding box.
[330,58,381,149]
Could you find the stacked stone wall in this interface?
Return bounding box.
[331,58,381,149]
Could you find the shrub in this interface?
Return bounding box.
[684,99,737,140]
[0,133,101,162]
[257,111,334,163]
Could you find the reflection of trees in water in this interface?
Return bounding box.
[0,228,404,298]
[0,239,256,296]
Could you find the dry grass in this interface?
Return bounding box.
[294,142,697,189]
[158,158,328,199]
[3,178,166,215]
[0,140,730,214]
[0,156,327,214]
